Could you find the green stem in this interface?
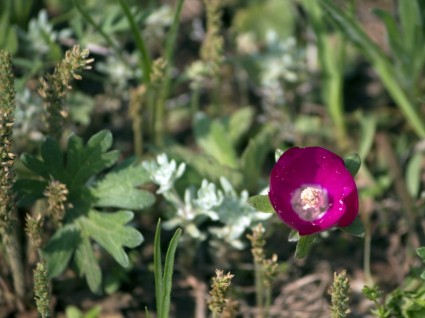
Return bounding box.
[73,0,132,70]
[117,0,152,84]
[154,0,185,146]
[190,86,200,116]
[254,260,264,318]
[264,285,272,318]
[376,60,425,137]
[363,215,373,286]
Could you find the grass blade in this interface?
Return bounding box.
[117,0,152,84]
[160,228,182,318]
[153,219,163,317]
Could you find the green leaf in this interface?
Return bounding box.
[288,230,300,242]
[339,217,365,237]
[344,153,361,177]
[194,113,238,168]
[21,153,50,179]
[67,131,120,189]
[247,195,275,213]
[160,228,182,318]
[169,146,244,188]
[226,107,255,146]
[74,235,102,294]
[79,210,143,268]
[154,220,163,316]
[14,179,47,206]
[241,125,276,191]
[41,137,66,181]
[295,234,316,259]
[44,225,80,277]
[399,0,422,53]
[91,164,155,210]
[406,152,423,198]
[417,247,425,260]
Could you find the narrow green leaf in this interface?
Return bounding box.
[399,0,421,53]
[247,195,275,213]
[406,152,423,198]
[79,210,144,268]
[161,228,182,318]
[295,234,316,259]
[154,220,163,317]
[44,226,80,277]
[339,217,365,237]
[359,115,376,160]
[74,235,102,294]
[117,0,151,83]
[344,153,361,177]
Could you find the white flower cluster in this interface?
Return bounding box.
[142,154,186,194]
[143,154,271,248]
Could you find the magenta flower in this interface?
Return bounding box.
[269,147,358,236]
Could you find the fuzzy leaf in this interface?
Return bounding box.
[344,153,361,177]
[44,225,80,277]
[194,113,238,168]
[247,194,275,213]
[20,154,50,179]
[91,164,155,210]
[79,210,143,268]
[295,234,316,259]
[74,235,102,294]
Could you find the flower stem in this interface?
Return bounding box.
[254,260,264,318]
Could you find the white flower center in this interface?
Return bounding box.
[291,185,329,221]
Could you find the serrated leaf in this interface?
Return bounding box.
[21,153,50,179]
[247,194,275,213]
[241,125,277,191]
[66,134,84,178]
[14,179,47,206]
[91,164,155,210]
[44,225,80,277]
[74,235,102,294]
[295,234,316,259]
[344,153,361,177]
[339,217,365,237]
[41,137,68,182]
[87,129,113,152]
[194,113,238,168]
[79,210,143,268]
